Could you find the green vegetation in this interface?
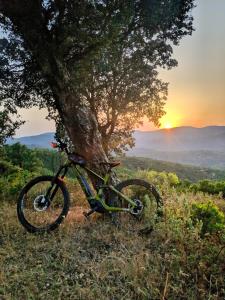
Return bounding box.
[3,143,44,173]
[121,156,225,182]
[1,144,225,298]
[191,201,225,236]
[0,144,47,202]
[190,180,225,197]
[1,144,225,203]
[1,178,225,299]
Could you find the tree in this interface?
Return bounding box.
[0,0,195,183]
[54,41,168,156]
[4,143,43,172]
[82,43,169,155]
[0,107,24,146]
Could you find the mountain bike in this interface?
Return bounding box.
[17,140,163,233]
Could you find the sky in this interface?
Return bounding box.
[16,0,225,136]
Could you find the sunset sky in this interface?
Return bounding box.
[16,0,225,136]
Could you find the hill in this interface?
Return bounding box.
[121,156,225,182]
[128,126,225,169]
[131,126,225,152]
[7,132,55,148]
[7,126,225,169]
[127,149,225,170]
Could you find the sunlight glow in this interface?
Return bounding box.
[164,122,172,129]
[159,109,182,130]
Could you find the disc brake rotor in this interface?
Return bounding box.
[33,195,49,212]
[129,199,143,215]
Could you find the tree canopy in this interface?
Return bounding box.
[0,107,23,145]
[0,0,195,167]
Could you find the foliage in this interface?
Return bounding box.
[120,156,225,182]
[0,166,36,202]
[0,159,19,176]
[190,179,225,197]
[0,106,24,146]
[0,144,43,201]
[34,148,63,174]
[191,201,225,236]
[135,169,180,190]
[0,0,195,157]
[3,143,43,172]
[82,42,168,155]
[3,143,225,207]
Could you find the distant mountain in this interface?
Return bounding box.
[7,132,55,148]
[128,126,225,169]
[131,126,225,152]
[7,126,225,169]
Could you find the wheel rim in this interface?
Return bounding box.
[21,180,65,230]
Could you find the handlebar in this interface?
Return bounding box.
[50,139,69,154]
[50,139,87,166]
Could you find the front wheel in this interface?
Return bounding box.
[113,179,163,229]
[17,176,70,233]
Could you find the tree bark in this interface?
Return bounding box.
[55,91,113,189]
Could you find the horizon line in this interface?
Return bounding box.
[14,124,225,139]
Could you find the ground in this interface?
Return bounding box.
[0,191,225,299]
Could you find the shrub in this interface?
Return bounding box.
[191,201,225,236]
[0,159,38,202]
[0,159,19,176]
[136,170,180,189]
[190,180,225,197]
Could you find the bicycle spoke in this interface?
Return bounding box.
[21,181,65,229]
[113,179,161,230]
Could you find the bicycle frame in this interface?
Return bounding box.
[51,161,137,213]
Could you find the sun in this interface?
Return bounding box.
[164,122,172,129]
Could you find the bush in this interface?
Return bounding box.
[136,170,180,189]
[190,179,225,197]
[191,201,225,236]
[0,159,20,176]
[0,158,39,202]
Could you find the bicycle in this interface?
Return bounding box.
[17,140,163,233]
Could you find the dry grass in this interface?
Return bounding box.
[0,190,225,300]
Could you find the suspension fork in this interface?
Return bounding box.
[46,164,70,201]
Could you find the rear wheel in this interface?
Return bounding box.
[113,179,163,230]
[17,176,70,233]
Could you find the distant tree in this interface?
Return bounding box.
[34,148,63,174]
[4,143,43,172]
[0,0,194,184]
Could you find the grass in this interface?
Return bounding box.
[0,186,225,299]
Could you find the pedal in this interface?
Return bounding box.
[83,207,97,219]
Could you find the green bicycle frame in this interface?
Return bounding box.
[60,164,137,213]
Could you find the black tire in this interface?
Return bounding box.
[17,176,70,233]
[113,179,163,228]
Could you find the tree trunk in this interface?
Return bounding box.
[56,92,113,189]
